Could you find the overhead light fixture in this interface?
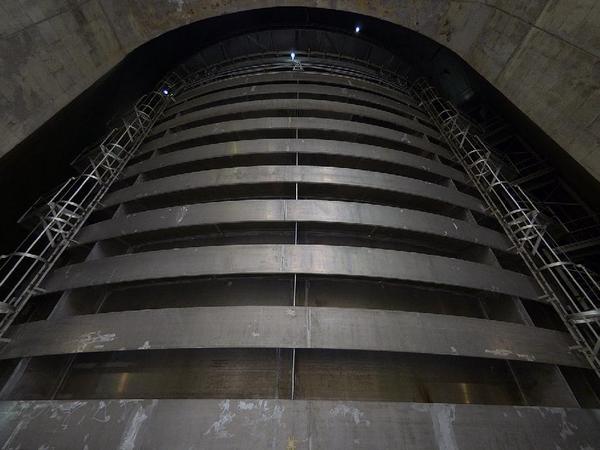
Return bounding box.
[162,89,169,95]
[355,25,361,33]
[290,52,296,60]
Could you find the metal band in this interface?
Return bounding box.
[140,117,449,159]
[76,200,509,250]
[103,165,484,213]
[124,138,464,182]
[153,98,438,140]
[165,83,436,134]
[175,71,420,111]
[1,306,580,366]
[43,244,540,298]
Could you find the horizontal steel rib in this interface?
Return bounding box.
[124,138,464,182]
[42,245,540,298]
[158,92,439,138]
[175,71,420,111]
[152,98,436,139]
[168,81,434,128]
[0,306,582,366]
[76,200,510,250]
[140,117,449,159]
[103,165,484,213]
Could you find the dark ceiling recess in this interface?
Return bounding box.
[1,6,598,255]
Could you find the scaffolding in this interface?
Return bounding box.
[412,79,600,377]
[0,71,185,339]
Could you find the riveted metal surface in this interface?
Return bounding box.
[76,200,508,249]
[103,165,483,212]
[42,245,539,298]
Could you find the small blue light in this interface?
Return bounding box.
[355,25,361,33]
[290,52,296,60]
[162,89,169,95]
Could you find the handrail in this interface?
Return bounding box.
[0,70,186,338]
[411,79,600,377]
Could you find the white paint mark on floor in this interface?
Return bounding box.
[329,404,370,426]
[92,401,111,423]
[76,331,116,353]
[204,399,235,439]
[118,401,155,450]
[238,401,256,411]
[431,404,458,450]
[484,348,535,361]
[176,205,189,223]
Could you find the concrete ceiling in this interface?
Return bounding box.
[1,1,599,181]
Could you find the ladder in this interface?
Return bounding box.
[0,71,186,339]
[412,78,600,378]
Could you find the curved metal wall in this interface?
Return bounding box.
[0,56,591,413]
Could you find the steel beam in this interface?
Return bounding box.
[152,98,435,140]
[76,200,509,250]
[175,71,419,110]
[168,81,434,130]
[140,117,449,159]
[0,306,582,366]
[103,165,483,213]
[42,245,540,298]
[124,138,464,182]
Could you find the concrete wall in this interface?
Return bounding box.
[1,1,599,181]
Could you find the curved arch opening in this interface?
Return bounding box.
[1,6,599,265]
